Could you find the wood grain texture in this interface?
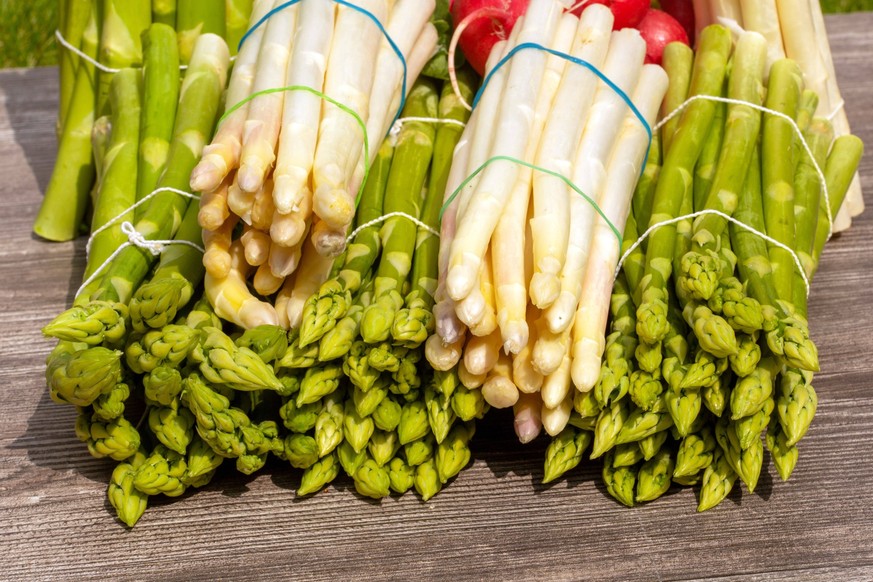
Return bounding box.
[1,15,872,582]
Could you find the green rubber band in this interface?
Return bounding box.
[439,155,623,247]
[218,85,371,206]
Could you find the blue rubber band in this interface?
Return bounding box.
[471,42,653,178]
[237,0,408,131]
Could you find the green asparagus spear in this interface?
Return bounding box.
[636,449,675,502]
[176,0,225,64]
[602,450,637,507]
[47,342,123,407]
[543,428,592,484]
[133,444,188,497]
[354,458,391,499]
[75,411,140,461]
[108,448,148,527]
[297,452,339,497]
[149,404,195,455]
[697,447,737,511]
[191,327,283,392]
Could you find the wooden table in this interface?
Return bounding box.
[2,15,872,581]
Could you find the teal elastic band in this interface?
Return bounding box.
[237,0,408,131]
[219,85,371,207]
[439,155,623,247]
[472,42,653,177]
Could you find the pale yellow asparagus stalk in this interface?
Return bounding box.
[530,5,613,310]
[271,191,311,247]
[250,177,276,231]
[513,306,544,394]
[445,0,562,303]
[541,388,573,437]
[202,214,238,278]
[312,0,388,231]
[227,177,256,223]
[205,240,279,328]
[269,235,306,278]
[253,261,285,295]
[272,0,336,213]
[532,324,572,377]
[240,225,271,266]
[236,3,299,193]
[425,334,464,371]
[491,12,576,353]
[466,254,499,338]
[542,340,572,410]
[463,329,502,377]
[189,0,274,192]
[544,29,646,334]
[739,0,785,70]
[481,352,519,409]
[571,65,668,392]
[310,218,347,258]
[458,360,486,389]
[283,232,337,329]
[199,179,231,231]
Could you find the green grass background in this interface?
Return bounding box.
[0,0,871,68]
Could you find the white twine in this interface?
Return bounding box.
[389,116,467,139]
[55,29,237,72]
[76,222,205,298]
[345,212,440,244]
[615,209,811,297]
[78,187,204,298]
[86,187,201,256]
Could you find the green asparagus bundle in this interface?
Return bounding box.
[544,28,863,511]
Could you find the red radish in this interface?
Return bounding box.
[659,0,696,45]
[450,0,529,76]
[637,8,690,65]
[567,0,648,31]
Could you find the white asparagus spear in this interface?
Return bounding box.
[236,3,299,194]
[458,359,486,389]
[492,12,577,353]
[544,29,646,334]
[739,0,785,71]
[513,392,543,444]
[541,388,573,437]
[529,5,613,310]
[465,248,499,337]
[250,177,276,231]
[709,0,743,29]
[240,225,271,266]
[513,310,545,394]
[227,176,256,224]
[272,1,336,214]
[202,214,238,278]
[434,36,513,344]
[312,0,388,231]
[190,0,275,192]
[532,323,572,377]
[364,0,436,155]
[425,333,464,371]
[482,352,520,409]
[205,240,280,329]
[541,346,572,410]
[347,22,440,196]
[284,230,337,328]
[571,65,668,392]
[271,185,312,247]
[199,179,231,231]
[806,0,863,219]
[253,261,285,296]
[445,0,562,303]
[269,230,307,277]
[463,329,502,377]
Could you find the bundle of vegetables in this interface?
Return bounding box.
[542,27,864,510]
[34,0,253,242]
[426,0,668,444]
[191,0,442,330]
[669,0,864,231]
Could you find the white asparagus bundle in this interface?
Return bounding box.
[189,0,437,329]
[571,64,668,393]
[445,0,562,303]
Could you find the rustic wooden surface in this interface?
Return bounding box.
[1,15,872,582]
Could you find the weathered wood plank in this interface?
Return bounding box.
[0,14,872,582]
